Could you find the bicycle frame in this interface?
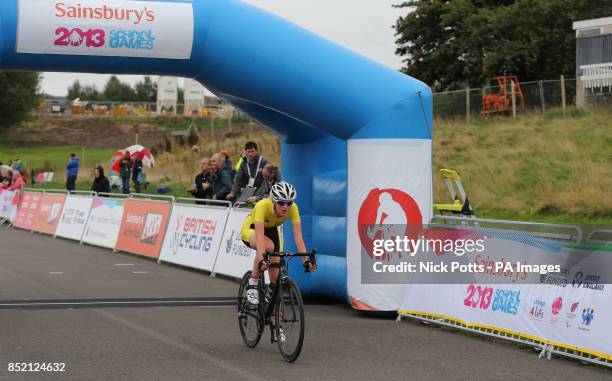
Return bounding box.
[258,251,316,322]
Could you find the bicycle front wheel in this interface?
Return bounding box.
[237,271,264,348]
[274,278,305,362]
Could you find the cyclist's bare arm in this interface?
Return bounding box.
[292,222,316,271]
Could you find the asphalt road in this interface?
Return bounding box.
[0,227,609,380]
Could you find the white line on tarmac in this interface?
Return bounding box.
[49,272,63,275]
[114,263,134,266]
[132,271,149,274]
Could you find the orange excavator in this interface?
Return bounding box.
[482,76,525,116]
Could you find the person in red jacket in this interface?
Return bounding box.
[8,170,25,191]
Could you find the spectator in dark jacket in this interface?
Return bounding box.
[248,164,281,204]
[209,153,233,201]
[132,156,143,193]
[92,166,110,195]
[119,152,133,194]
[226,141,267,201]
[66,153,79,193]
[188,157,213,204]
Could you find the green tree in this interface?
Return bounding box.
[67,80,100,101]
[134,76,157,102]
[0,71,40,130]
[103,75,136,101]
[394,0,611,91]
[81,85,101,101]
[67,79,82,101]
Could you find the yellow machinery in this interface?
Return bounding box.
[433,169,475,217]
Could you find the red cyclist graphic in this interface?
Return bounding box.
[357,188,422,261]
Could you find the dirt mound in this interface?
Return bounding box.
[6,115,168,148]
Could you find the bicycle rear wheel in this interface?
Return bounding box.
[274,278,305,362]
[237,271,264,348]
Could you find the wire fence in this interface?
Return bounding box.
[433,77,612,120]
[37,76,612,121]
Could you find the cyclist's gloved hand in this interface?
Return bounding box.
[303,260,317,273]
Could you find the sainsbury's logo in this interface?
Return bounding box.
[55,2,155,25]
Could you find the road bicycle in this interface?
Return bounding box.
[237,250,316,362]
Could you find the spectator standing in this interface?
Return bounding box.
[188,158,213,203]
[0,167,9,184]
[132,155,144,194]
[210,153,233,201]
[12,158,23,172]
[8,170,25,191]
[92,166,110,195]
[227,141,267,201]
[220,149,234,173]
[66,153,79,193]
[119,151,133,194]
[1,169,12,189]
[248,164,281,203]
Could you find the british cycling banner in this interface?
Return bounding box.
[158,204,230,272]
[213,208,258,279]
[13,191,43,230]
[0,189,19,221]
[55,195,94,241]
[346,139,433,311]
[115,199,172,258]
[31,193,67,235]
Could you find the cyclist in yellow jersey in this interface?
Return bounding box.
[241,181,316,304]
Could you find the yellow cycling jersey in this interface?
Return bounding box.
[242,198,301,230]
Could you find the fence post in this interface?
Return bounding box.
[560,75,566,116]
[511,81,517,119]
[538,80,546,113]
[465,86,470,124]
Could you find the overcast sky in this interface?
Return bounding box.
[40,0,406,96]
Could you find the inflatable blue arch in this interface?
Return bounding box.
[0,0,432,308]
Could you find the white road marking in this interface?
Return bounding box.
[132,271,149,274]
[114,263,134,266]
[49,272,63,275]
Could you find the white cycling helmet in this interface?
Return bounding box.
[270,181,297,202]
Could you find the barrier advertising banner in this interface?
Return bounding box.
[13,191,43,230]
[400,281,611,360]
[55,195,94,241]
[213,208,258,279]
[397,231,612,360]
[31,193,67,235]
[82,197,125,248]
[115,199,171,258]
[17,0,194,60]
[0,189,19,221]
[158,204,229,272]
[347,139,433,311]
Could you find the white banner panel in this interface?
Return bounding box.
[82,197,125,248]
[0,189,18,221]
[400,281,612,360]
[347,139,433,311]
[213,208,258,279]
[158,204,229,272]
[55,195,94,241]
[17,0,194,59]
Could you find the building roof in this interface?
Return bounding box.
[573,16,612,31]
